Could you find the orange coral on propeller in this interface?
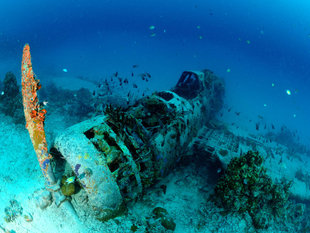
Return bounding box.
[21,44,53,185]
[21,44,83,227]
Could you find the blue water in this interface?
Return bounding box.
[0,0,309,145]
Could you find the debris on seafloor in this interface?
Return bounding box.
[3,200,23,223]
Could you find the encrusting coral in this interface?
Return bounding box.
[213,151,293,229]
[21,44,54,185]
[21,44,85,230]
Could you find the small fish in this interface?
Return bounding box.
[1,91,4,95]
[235,112,240,116]
[145,72,151,78]
[24,213,33,222]
[256,123,260,131]
[258,115,263,119]
[114,72,118,77]
[132,64,139,68]
[133,84,138,88]
[227,108,231,112]
[149,25,155,30]
[65,176,75,184]
[271,124,275,129]
[131,72,134,77]
[62,68,68,73]
[124,78,128,84]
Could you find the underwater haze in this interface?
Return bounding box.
[1,0,310,232]
[0,0,309,144]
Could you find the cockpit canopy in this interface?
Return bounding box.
[173,71,201,99]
